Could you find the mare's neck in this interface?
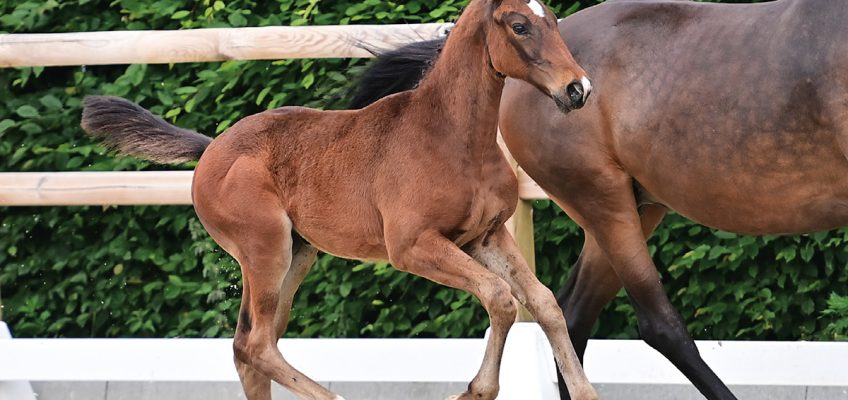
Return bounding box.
[410,1,504,152]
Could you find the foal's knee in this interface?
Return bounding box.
[526,284,563,324]
[484,278,517,323]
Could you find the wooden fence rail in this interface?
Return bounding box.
[0,170,545,206]
[0,24,452,67]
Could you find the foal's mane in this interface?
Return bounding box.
[349,38,446,109]
[349,0,507,110]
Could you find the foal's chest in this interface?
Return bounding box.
[449,167,518,246]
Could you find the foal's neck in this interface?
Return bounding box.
[411,1,504,154]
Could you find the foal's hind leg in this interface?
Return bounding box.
[230,214,339,400]
[469,226,597,400]
[194,158,339,400]
[386,229,517,400]
[233,237,319,400]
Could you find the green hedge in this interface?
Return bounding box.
[1,0,845,341]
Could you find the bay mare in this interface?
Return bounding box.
[349,0,848,399]
[80,0,601,399]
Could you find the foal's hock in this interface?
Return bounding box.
[82,0,595,399]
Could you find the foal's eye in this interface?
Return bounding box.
[511,23,529,35]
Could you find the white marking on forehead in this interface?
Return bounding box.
[527,0,546,18]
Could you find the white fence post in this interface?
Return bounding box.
[488,322,559,399]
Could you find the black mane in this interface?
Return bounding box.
[348,38,447,109]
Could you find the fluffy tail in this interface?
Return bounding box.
[81,96,212,164]
[349,38,447,109]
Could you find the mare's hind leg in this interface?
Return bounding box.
[386,228,517,400]
[552,169,736,400]
[233,237,319,400]
[554,204,666,399]
[469,226,597,400]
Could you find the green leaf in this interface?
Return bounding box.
[228,12,247,27]
[39,95,63,110]
[339,282,352,297]
[171,10,191,19]
[124,64,146,86]
[16,105,39,118]
[713,231,737,240]
[301,73,315,89]
[0,119,15,133]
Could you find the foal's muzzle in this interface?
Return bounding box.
[553,77,592,113]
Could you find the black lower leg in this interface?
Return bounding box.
[633,296,737,400]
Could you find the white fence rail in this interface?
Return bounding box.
[3,322,848,399]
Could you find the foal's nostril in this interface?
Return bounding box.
[566,80,585,108]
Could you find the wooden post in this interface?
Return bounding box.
[498,130,537,322]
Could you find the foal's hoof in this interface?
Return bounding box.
[446,392,492,400]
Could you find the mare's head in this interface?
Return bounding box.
[485,0,591,112]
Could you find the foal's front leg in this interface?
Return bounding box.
[470,225,598,400]
[387,229,517,400]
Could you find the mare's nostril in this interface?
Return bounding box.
[566,80,585,108]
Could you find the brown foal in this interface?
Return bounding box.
[81,0,597,399]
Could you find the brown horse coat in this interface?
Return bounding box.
[350,0,848,399]
[501,1,848,399]
[82,0,598,399]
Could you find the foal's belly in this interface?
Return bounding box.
[629,129,848,235]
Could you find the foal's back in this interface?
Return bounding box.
[193,95,410,260]
[501,0,848,234]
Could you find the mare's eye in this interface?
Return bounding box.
[512,23,529,35]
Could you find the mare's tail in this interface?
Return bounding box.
[81,96,212,164]
[349,38,447,109]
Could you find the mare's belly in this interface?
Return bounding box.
[633,134,848,235]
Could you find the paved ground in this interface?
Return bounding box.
[28,382,848,399]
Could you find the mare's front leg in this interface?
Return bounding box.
[554,168,737,400]
[386,229,517,400]
[469,226,598,400]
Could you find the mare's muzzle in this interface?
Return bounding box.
[553,77,592,113]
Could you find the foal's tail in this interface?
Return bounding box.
[349,38,446,109]
[81,96,212,164]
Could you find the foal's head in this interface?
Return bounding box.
[485,0,591,112]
